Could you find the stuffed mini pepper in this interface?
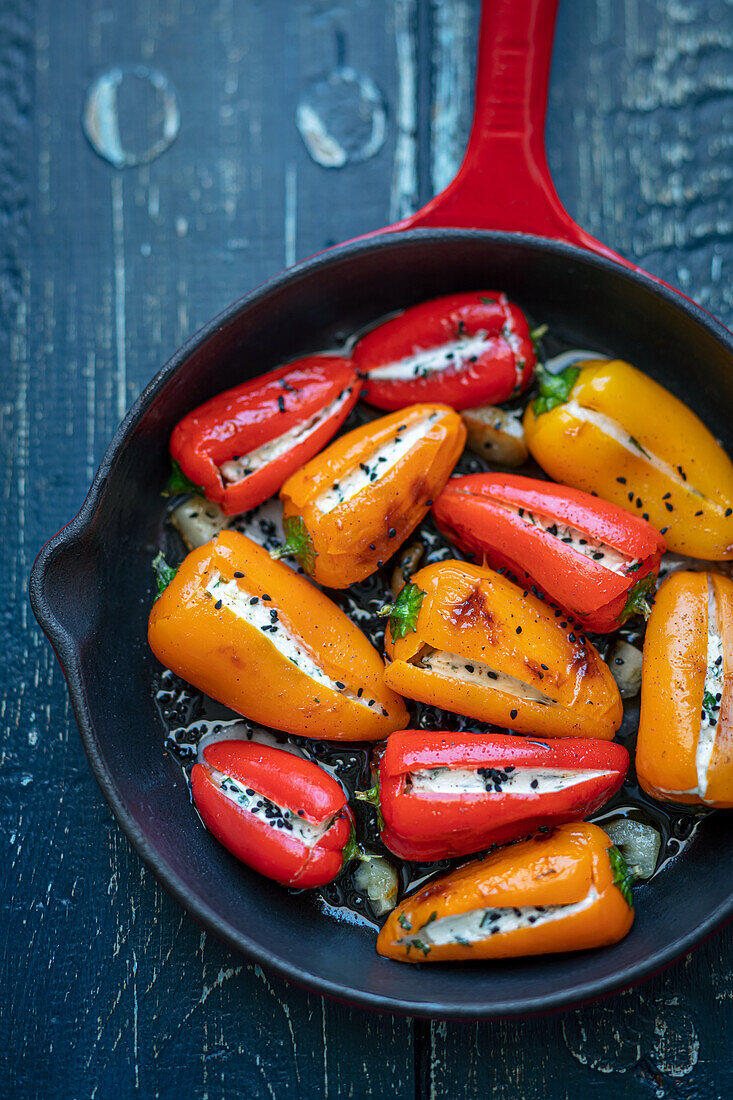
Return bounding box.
[523,359,733,559]
[362,731,629,860]
[192,740,356,887]
[382,560,622,739]
[169,356,360,515]
[636,570,733,807]
[275,404,465,588]
[148,530,408,740]
[377,822,635,962]
[433,473,666,632]
[354,291,536,410]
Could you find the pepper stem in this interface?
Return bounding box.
[531,363,581,417]
[162,458,205,498]
[270,515,317,576]
[379,581,425,640]
[341,828,376,869]
[622,574,656,623]
[608,844,637,909]
[152,552,177,597]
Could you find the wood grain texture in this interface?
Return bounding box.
[2,0,731,1097]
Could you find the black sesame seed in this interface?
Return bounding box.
[568,632,576,643]
[665,502,674,512]
[214,599,222,610]
[530,779,539,789]
[465,664,475,673]
[510,709,518,719]
[335,681,345,689]
[426,500,433,507]
[660,527,669,535]
[592,552,604,560]
[727,508,733,518]
[663,492,671,500]
[249,596,259,605]
[388,527,397,539]
[516,626,522,634]
[277,395,285,413]
[262,594,271,601]
[541,663,548,670]
[369,543,376,550]
[234,571,244,578]
[642,513,649,521]
[616,476,627,484]
[695,510,703,517]
[377,560,384,568]
[357,687,364,697]
[635,498,642,509]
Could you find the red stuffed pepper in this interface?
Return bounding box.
[169,356,361,516]
[433,473,666,633]
[354,292,536,411]
[362,731,628,861]
[191,740,356,888]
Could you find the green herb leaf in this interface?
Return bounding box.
[341,827,360,869]
[628,435,651,459]
[398,913,412,931]
[377,581,425,640]
[152,552,177,597]
[424,911,438,926]
[608,844,636,908]
[270,515,317,575]
[531,363,580,417]
[355,778,385,831]
[162,458,205,498]
[626,561,643,573]
[412,938,431,957]
[621,574,656,623]
[703,691,717,712]
[479,295,497,305]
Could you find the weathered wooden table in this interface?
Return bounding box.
[4,0,731,1095]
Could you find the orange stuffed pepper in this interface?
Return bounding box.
[636,570,733,807]
[275,403,465,588]
[523,359,733,559]
[148,530,408,740]
[382,560,622,739]
[377,822,634,962]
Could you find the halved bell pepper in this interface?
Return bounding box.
[275,404,465,588]
[363,730,629,860]
[191,740,356,887]
[148,530,408,740]
[523,359,733,559]
[377,822,634,962]
[169,356,361,516]
[354,292,536,411]
[636,570,733,807]
[382,560,622,739]
[433,473,666,632]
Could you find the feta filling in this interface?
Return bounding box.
[501,503,637,575]
[210,768,331,847]
[414,648,556,706]
[564,401,703,498]
[316,411,445,514]
[219,387,352,485]
[398,886,599,949]
[363,333,492,381]
[407,766,613,796]
[696,579,725,799]
[205,573,380,713]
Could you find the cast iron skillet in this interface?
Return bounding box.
[30,0,733,1017]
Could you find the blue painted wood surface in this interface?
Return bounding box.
[2,0,731,1095]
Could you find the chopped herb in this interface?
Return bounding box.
[479,295,497,304]
[398,913,412,931]
[628,435,651,459]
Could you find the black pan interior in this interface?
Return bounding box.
[31,230,733,1017]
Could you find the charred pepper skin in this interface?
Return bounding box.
[636,571,733,808]
[277,403,465,588]
[523,358,733,560]
[383,560,622,740]
[433,473,666,633]
[371,731,629,861]
[377,822,634,963]
[169,356,361,516]
[191,740,354,888]
[148,530,409,741]
[354,292,536,411]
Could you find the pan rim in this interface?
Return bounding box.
[29,228,733,1018]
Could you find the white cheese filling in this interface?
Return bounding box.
[363,333,492,381]
[398,885,599,949]
[315,411,445,514]
[205,572,381,713]
[696,579,725,799]
[210,768,331,847]
[219,387,352,485]
[500,503,637,576]
[415,649,556,706]
[407,766,613,796]
[563,401,703,498]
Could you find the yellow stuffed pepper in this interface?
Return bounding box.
[636,570,733,807]
[382,560,622,739]
[275,403,465,587]
[377,822,634,962]
[523,359,733,559]
[148,530,408,740]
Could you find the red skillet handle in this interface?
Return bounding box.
[396,0,630,268]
